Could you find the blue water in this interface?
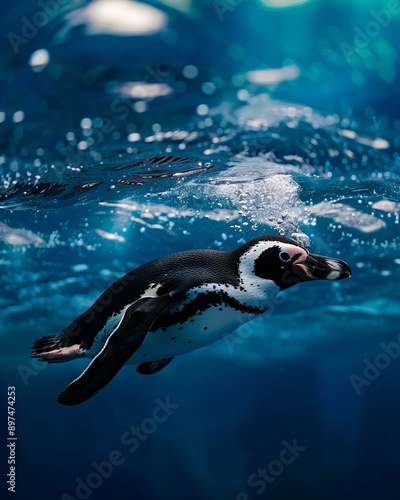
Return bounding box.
[1,1,400,499]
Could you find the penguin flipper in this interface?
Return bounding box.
[136,357,174,375]
[57,294,174,406]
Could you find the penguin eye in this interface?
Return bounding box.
[279,251,291,263]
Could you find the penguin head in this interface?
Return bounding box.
[236,235,351,291]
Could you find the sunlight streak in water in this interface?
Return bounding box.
[0,222,45,246]
[259,0,314,9]
[65,0,168,36]
[118,82,173,99]
[246,65,300,86]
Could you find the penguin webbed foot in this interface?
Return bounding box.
[31,344,83,363]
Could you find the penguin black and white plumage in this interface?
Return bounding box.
[31,235,351,405]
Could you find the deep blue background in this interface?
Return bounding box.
[1,1,400,499]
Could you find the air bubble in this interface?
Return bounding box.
[183,65,198,79]
[291,232,310,247]
[29,48,50,72]
[12,111,24,123]
[196,104,209,116]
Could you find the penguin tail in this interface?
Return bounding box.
[31,334,83,363]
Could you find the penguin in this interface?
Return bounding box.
[31,235,351,405]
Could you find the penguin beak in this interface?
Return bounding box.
[293,253,352,281]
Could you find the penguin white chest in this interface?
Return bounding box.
[85,280,275,364]
[127,305,256,363]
